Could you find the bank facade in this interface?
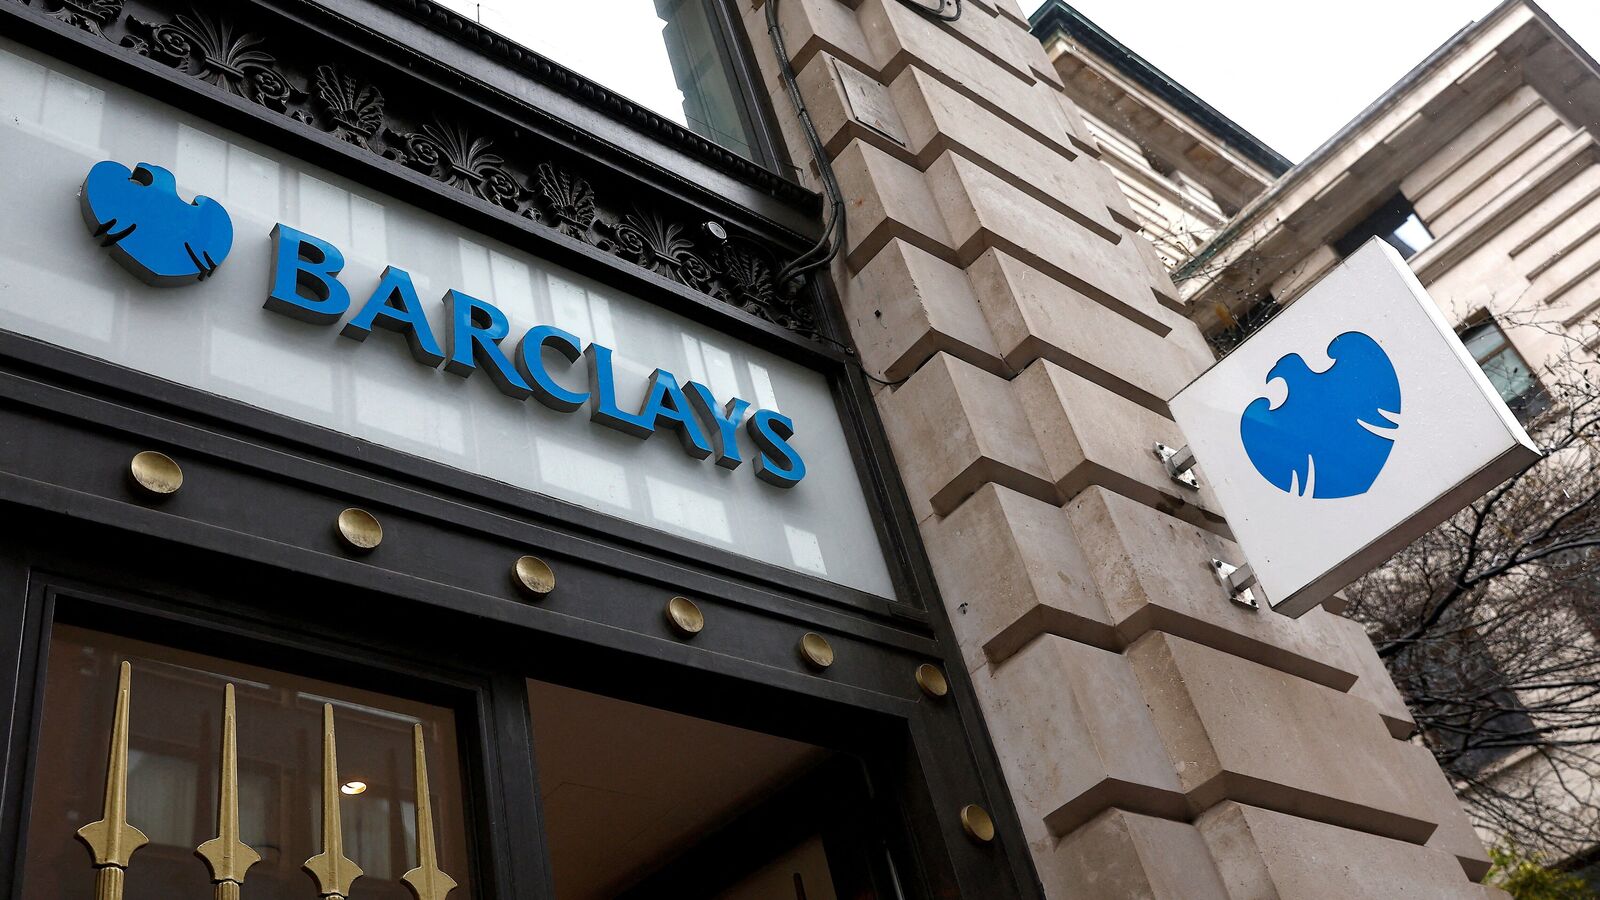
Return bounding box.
[0,0,1497,898]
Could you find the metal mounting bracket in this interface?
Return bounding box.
[1211,559,1262,610]
[1153,442,1199,489]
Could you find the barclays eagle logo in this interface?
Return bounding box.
[1239,331,1400,499]
[80,161,233,286]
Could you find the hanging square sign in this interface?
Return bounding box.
[1169,239,1541,617]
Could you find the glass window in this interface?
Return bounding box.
[1333,192,1435,260]
[1459,318,1550,422]
[22,626,473,900]
[429,0,765,164]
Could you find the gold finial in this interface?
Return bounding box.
[75,661,149,900]
[196,683,260,896]
[303,704,363,899]
[401,724,458,900]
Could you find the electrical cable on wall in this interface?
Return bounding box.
[764,0,846,295]
[894,0,961,23]
[765,0,959,386]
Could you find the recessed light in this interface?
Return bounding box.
[340,781,368,795]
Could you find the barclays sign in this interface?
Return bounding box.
[79,160,805,488]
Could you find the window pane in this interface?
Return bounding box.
[1479,348,1538,407]
[1459,320,1507,362]
[429,0,763,162]
[22,625,473,900]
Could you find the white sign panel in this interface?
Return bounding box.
[1170,240,1540,617]
[0,38,897,597]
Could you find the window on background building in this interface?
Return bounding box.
[1333,192,1436,259]
[429,0,765,164]
[1459,318,1551,423]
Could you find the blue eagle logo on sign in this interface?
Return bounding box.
[1239,331,1400,499]
[80,161,233,286]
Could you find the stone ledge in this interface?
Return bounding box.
[1014,360,1228,534]
[1047,809,1229,900]
[877,353,1055,522]
[1197,802,1497,899]
[1131,633,1458,847]
[845,239,1009,382]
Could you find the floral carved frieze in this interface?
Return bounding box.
[124,10,297,111]
[12,0,823,341]
[311,64,384,149]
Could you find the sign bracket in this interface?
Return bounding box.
[1153,442,1199,489]
[1211,559,1261,609]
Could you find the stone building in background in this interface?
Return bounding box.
[1029,1,1289,269]
[1037,0,1600,879]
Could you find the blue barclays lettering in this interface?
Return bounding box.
[262,225,804,486]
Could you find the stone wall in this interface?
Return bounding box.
[740,0,1498,895]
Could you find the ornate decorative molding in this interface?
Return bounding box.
[124,10,298,112]
[310,64,384,149]
[26,0,121,36]
[12,0,823,341]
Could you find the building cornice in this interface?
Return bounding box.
[1174,0,1549,310]
[1029,0,1291,177]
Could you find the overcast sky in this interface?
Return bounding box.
[432,1,1599,166]
[1031,0,1600,162]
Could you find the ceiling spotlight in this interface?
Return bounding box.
[340,781,368,795]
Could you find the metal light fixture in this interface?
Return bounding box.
[512,556,556,598]
[665,596,704,637]
[129,450,183,496]
[335,508,382,553]
[960,804,995,843]
[915,663,949,698]
[799,632,834,669]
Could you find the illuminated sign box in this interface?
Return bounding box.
[1170,240,1540,617]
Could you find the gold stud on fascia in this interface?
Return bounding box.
[799,632,834,670]
[129,450,183,497]
[336,508,383,553]
[512,556,556,598]
[915,663,950,698]
[665,596,704,637]
[959,804,996,844]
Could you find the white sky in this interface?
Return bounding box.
[432,0,690,126]
[1029,0,1600,163]
[428,1,1599,165]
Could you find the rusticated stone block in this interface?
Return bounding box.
[833,141,954,272]
[1128,222,1185,310]
[920,483,1113,671]
[968,249,1205,414]
[741,0,874,77]
[1048,809,1229,900]
[1065,486,1373,692]
[1396,741,1492,881]
[972,637,1188,838]
[1013,360,1226,531]
[1197,802,1487,899]
[877,353,1054,521]
[886,67,1134,244]
[855,0,1083,157]
[1326,610,1418,740]
[844,238,1005,381]
[925,151,1177,334]
[1051,89,1105,158]
[1130,633,1451,845]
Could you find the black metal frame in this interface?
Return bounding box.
[0,0,1044,897]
